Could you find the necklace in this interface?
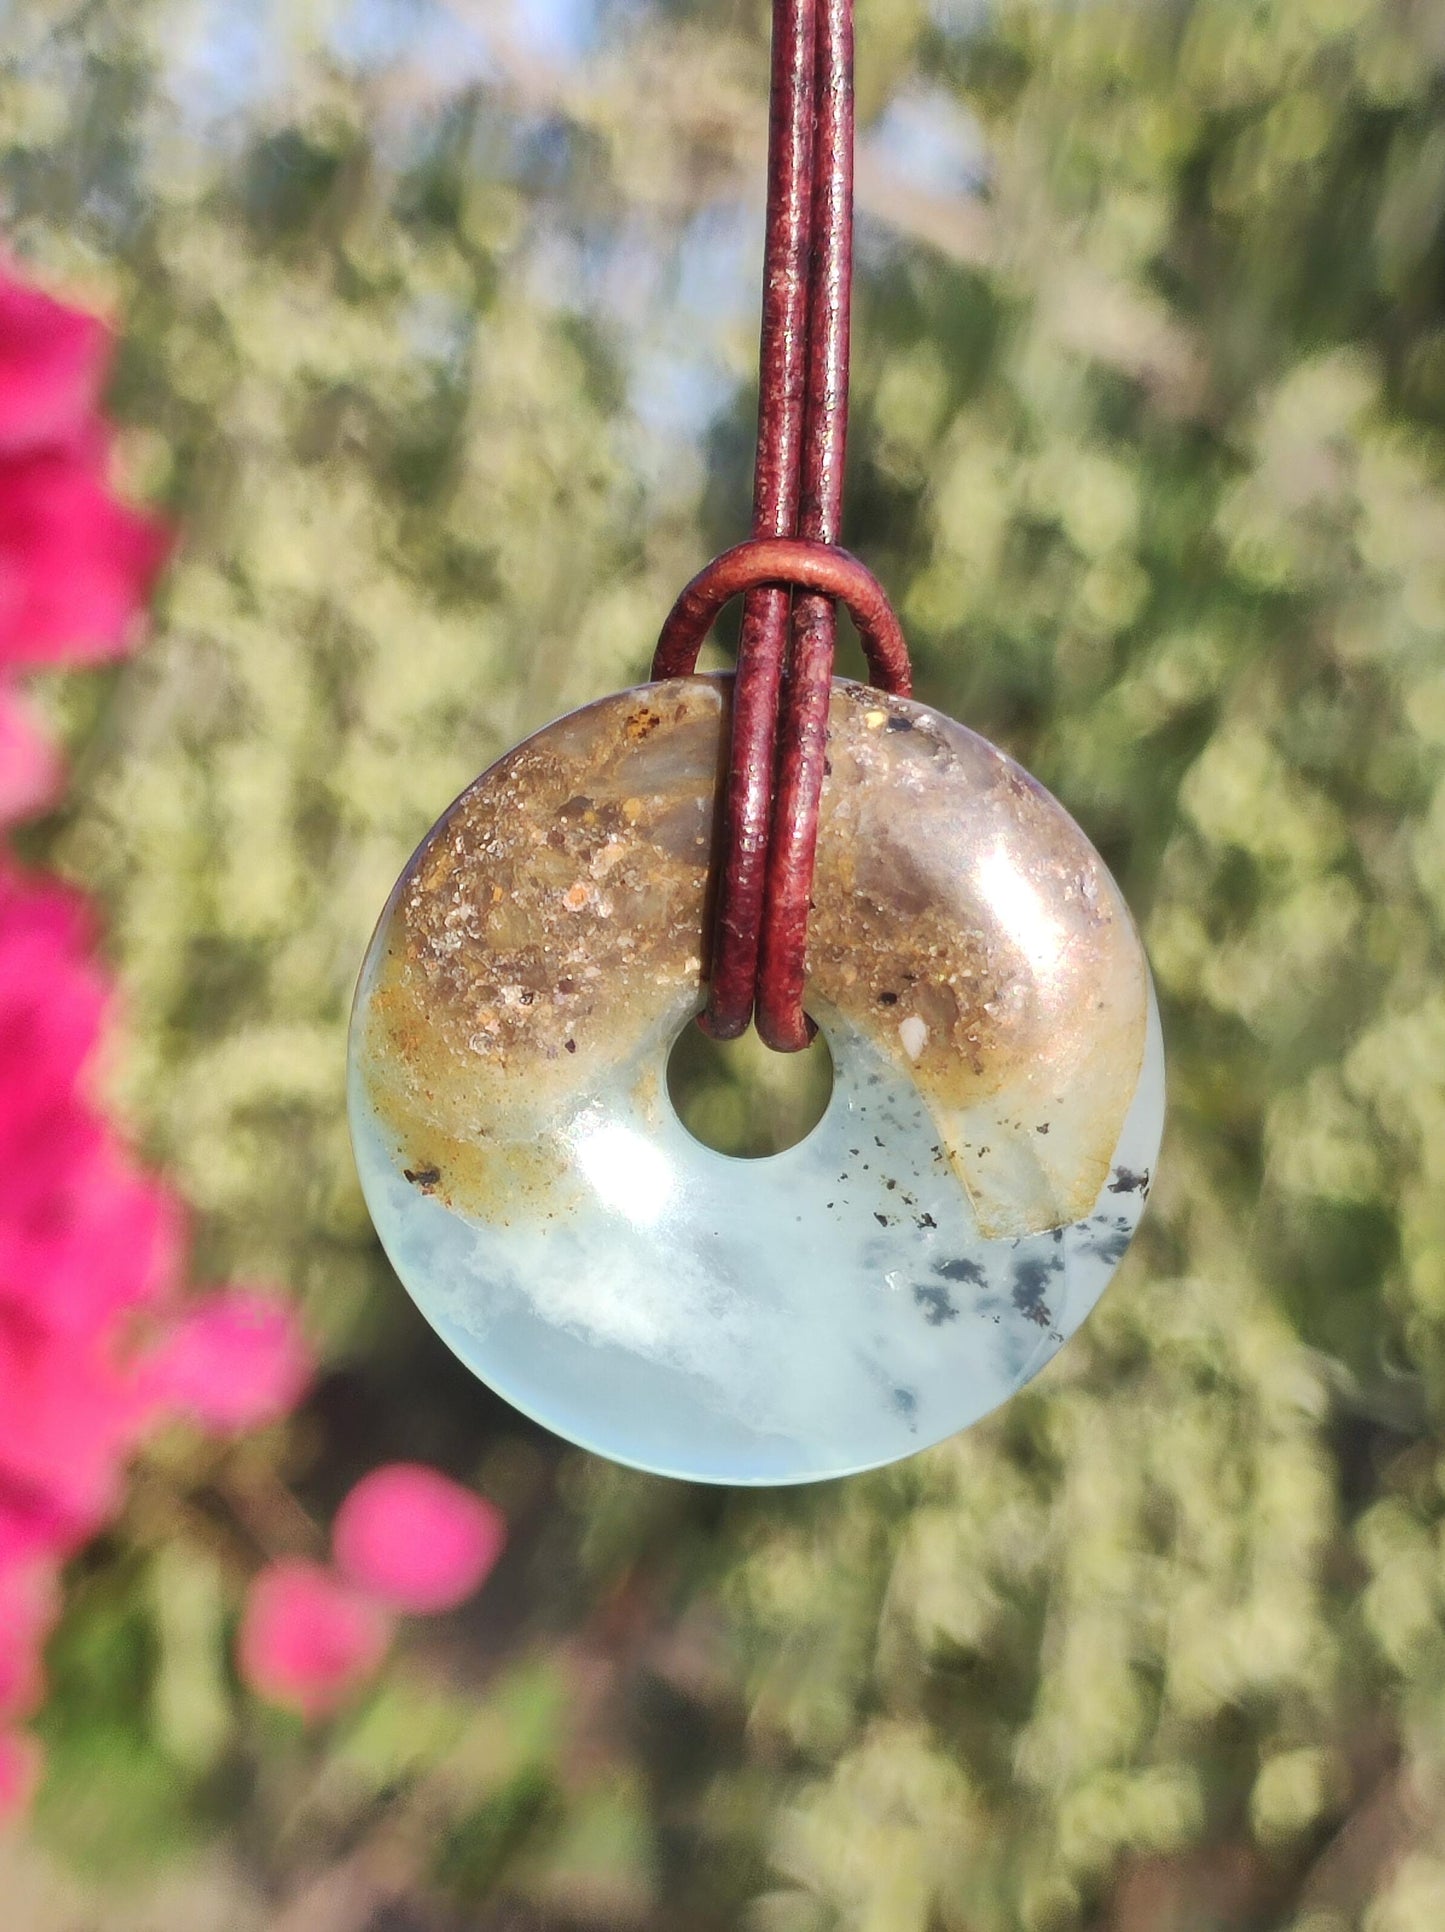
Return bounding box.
[347,0,1163,1483]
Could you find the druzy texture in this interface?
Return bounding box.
[349,677,1164,1483]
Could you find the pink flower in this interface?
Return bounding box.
[0,689,60,823]
[0,865,184,1340]
[333,1463,506,1615]
[0,266,169,672]
[0,1564,56,1721]
[0,430,170,667]
[0,1728,41,1821]
[0,263,222,1818]
[145,1288,312,1435]
[237,1561,392,1721]
[0,863,106,1125]
[0,271,106,456]
[0,1307,152,1555]
[0,1123,184,1345]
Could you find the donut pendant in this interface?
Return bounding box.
[347,675,1164,1484]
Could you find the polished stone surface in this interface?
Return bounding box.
[349,676,1165,1483]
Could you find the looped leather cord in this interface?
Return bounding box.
[651,0,910,1048]
[654,539,911,695]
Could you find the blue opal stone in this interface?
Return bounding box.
[348,677,1165,1484]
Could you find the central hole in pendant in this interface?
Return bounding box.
[666,1019,834,1159]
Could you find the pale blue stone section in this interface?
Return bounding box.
[348,961,1165,1485]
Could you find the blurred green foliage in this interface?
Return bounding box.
[5,0,1445,1925]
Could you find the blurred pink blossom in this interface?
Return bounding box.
[0,689,59,823]
[0,274,106,456]
[237,1560,392,1721]
[0,260,280,1812]
[0,864,107,1122]
[0,865,184,1336]
[0,1728,41,1821]
[144,1287,313,1435]
[0,1307,153,1558]
[0,267,166,677]
[334,1462,506,1615]
[0,258,493,1811]
[0,1566,56,1721]
[0,431,170,668]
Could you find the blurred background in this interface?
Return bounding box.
[3,0,1445,1925]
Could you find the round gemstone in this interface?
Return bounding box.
[348,676,1164,1484]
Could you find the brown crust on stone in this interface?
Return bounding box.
[354,676,1148,1236]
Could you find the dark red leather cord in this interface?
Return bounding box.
[756,0,857,1050]
[655,539,911,695]
[689,0,816,1041]
[651,0,910,1048]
